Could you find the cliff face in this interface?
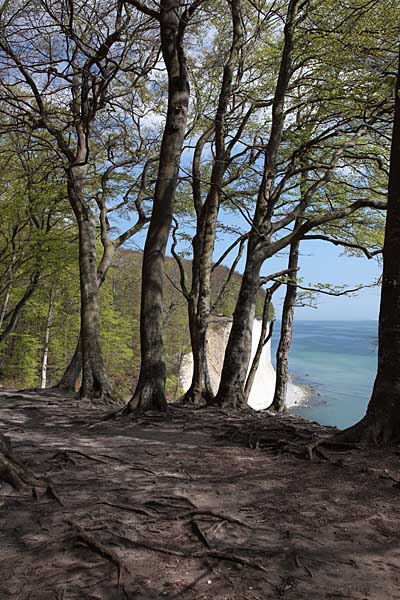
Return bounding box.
[180,317,304,409]
[179,318,271,409]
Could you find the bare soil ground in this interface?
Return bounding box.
[1,389,400,600]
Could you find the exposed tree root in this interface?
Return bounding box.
[68,521,124,586]
[306,415,400,459]
[183,382,216,407]
[80,388,123,409]
[104,529,272,576]
[179,510,253,529]
[0,433,49,494]
[123,384,168,414]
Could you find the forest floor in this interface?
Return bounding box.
[1,390,400,599]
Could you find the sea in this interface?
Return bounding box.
[271,320,378,430]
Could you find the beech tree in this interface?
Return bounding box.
[0,0,157,403]
[214,0,392,409]
[0,133,75,348]
[123,0,205,413]
[57,133,156,392]
[333,46,400,445]
[271,157,386,413]
[172,0,247,404]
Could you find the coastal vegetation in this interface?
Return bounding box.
[0,0,399,596]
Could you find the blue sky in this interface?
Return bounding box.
[115,208,382,322]
[264,239,381,321]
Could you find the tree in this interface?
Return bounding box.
[214,0,392,409]
[171,0,247,404]
[333,47,400,445]
[0,0,156,403]
[124,0,204,413]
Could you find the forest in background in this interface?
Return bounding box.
[1,2,400,597]
[0,234,269,396]
[0,0,398,441]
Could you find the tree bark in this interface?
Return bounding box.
[0,281,12,330]
[67,165,112,404]
[56,236,116,392]
[40,288,55,389]
[270,228,301,412]
[183,295,214,404]
[336,49,400,445]
[57,333,82,392]
[125,0,191,413]
[184,0,243,404]
[0,267,40,344]
[215,243,265,408]
[244,286,276,403]
[213,0,301,410]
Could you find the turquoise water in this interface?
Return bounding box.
[271,320,378,429]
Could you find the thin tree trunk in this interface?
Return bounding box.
[213,0,300,410]
[270,228,301,412]
[0,267,40,344]
[40,288,55,389]
[244,285,277,403]
[125,0,192,413]
[336,48,400,445]
[185,0,243,404]
[183,295,214,403]
[0,286,11,330]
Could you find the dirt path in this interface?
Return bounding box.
[0,389,400,599]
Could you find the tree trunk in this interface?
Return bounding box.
[244,287,276,402]
[56,239,116,392]
[337,50,400,445]
[270,234,300,412]
[40,288,55,389]
[213,0,300,411]
[215,242,264,409]
[0,267,40,344]
[0,286,11,330]
[183,295,214,404]
[67,165,112,404]
[0,256,16,330]
[185,0,243,404]
[57,332,82,391]
[125,0,191,413]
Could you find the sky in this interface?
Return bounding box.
[114,209,382,322]
[261,239,381,321]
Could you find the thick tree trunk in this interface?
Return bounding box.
[56,239,116,392]
[215,242,264,409]
[67,166,112,404]
[335,49,400,446]
[125,0,191,413]
[57,332,82,391]
[270,235,300,412]
[40,288,55,389]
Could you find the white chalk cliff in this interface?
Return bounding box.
[180,317,305,409]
